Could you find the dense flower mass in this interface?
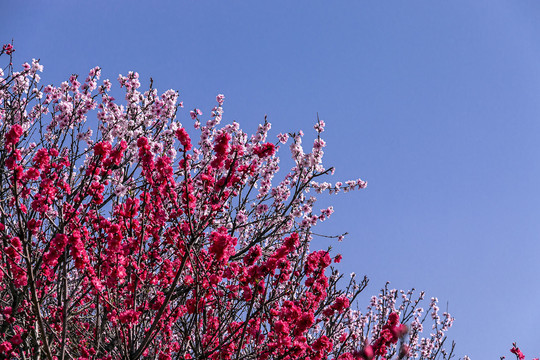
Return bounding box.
[0,46,456,359]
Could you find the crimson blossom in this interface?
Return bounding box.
[502,343,539,360]
[0,45,455,360]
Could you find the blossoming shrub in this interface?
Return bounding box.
[0,45,454,360]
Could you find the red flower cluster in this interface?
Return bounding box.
[176,127,192,150]
[5,124,23,148]
[509,343,539,360]
[2,43,14,55]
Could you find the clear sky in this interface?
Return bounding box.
[3,1,540,358]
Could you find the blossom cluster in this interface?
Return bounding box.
[501,343,539,360]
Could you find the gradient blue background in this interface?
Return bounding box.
[3,1,540,358]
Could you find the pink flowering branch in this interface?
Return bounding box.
[499,343,539,360]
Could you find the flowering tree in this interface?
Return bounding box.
[0,44,456,360]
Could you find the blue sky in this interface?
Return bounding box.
[3,1,540,358]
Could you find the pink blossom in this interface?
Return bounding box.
[216,93,225,105]
[5,124,23,148]
[2,44,14,55]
